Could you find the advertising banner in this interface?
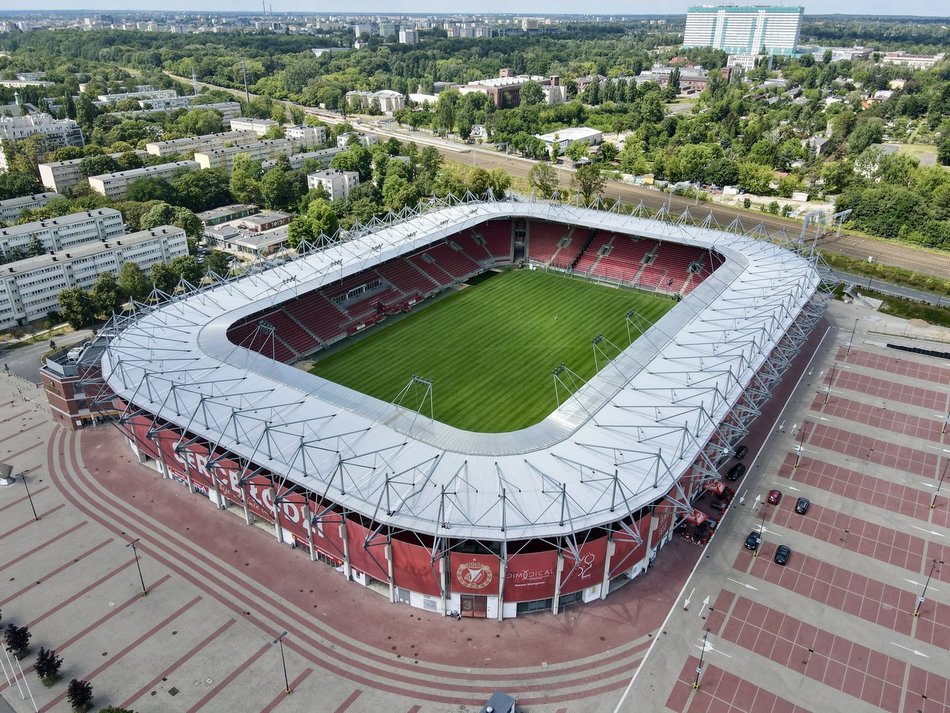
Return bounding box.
[560,537,608,595]
[505,550,558,602]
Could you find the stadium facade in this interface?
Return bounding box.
[62,197,825,620]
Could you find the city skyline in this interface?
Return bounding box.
[3,2,949,17]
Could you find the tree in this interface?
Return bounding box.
[92,272,124,316]
[737,162,773,195]
[566,141,590,165]
[118,262,150,302]
[381,174,419,212]
[125,178,176,204]
[66,678,93,713]
[205,250,230,276]
[35,647,63,686]
[306,199,340,238]
[260,167,297,211]
[596,142,619,165]
[528,162,558,198]
[229,154,263,205]
[169,255,203,286]
[57,288,96,329]
[0,171,41,201]
[171,168,232,213]
[27,235,46,257]
[149,262,178,293]
[520,80,545,107]
[937,132,950,167]
[75,94,98,132]
[79,155,119,179]
[572,164,606,204]
[848,119,885,156]
[330,145,373,183]
[3,625,31,657]
[139,203,178,231]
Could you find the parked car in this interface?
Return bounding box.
[726,463,746,481]
[774,545,791,566]
[767,489,782,505]
[744,531,762,551]
[734,445,749,460]
[795,497,810,514]
[711,499,728,512]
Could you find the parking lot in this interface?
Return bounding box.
[625,299,950,713]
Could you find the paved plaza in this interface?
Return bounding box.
[1,299,948,713]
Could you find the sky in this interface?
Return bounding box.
[13,2,950,16]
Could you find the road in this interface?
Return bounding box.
[1,330,92,383]
[165,71,950,281]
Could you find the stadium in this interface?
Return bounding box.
[81,195,826,620]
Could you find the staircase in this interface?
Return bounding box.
[570,229,599,271]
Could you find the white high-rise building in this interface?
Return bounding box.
[684,5,803,57]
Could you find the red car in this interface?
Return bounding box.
[767,489,782,505]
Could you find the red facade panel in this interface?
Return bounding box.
[560,537,608,595]
[391,538,441,596]
[450,552,500,594]
[505,550,557,602]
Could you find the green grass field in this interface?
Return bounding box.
[311,270,674,432]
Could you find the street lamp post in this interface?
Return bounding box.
[824,363,837,405]
[273,631,291,694]
[913,559,941,618]
[846,318,858,357]
[693,630,709,689]
[125,539,148,596]
[932,459,949,510]
[795,422,808,468]
[20,472,39,521]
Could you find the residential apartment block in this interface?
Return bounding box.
[230,118,279,136]
[0,114,84,172]
[306,169,359,200]
[110,101,242,123]
[284,124,327,146]
[261,148,342,171]
[683,5,803,56]
[145,130,261,157]
[38,150,149,194]
[0,225,187,329]
[0,208,125,261]
[97,87,178,104]
[87,161,200,199]
[194,140,295,171]
[0,192,63,222]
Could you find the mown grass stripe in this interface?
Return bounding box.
[311,270,675,432]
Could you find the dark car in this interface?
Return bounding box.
[726,463,746,481]
[711,499,728,512]
[795,497,810,515]
[744,531,762,551]
[734,445,749,460]
[774,545,791,566]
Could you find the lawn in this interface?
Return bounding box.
[311,269,674,432]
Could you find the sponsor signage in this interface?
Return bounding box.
[505,550,557,601]
[391,538,441,596]
[560,537,608,595]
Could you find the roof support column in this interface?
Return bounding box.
[600,537,615,600]
[339,515,352,580]
[496,539,507,622]
[386,538,395,604]
[551,543,565,616]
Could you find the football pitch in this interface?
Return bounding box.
[311,269,674,432]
